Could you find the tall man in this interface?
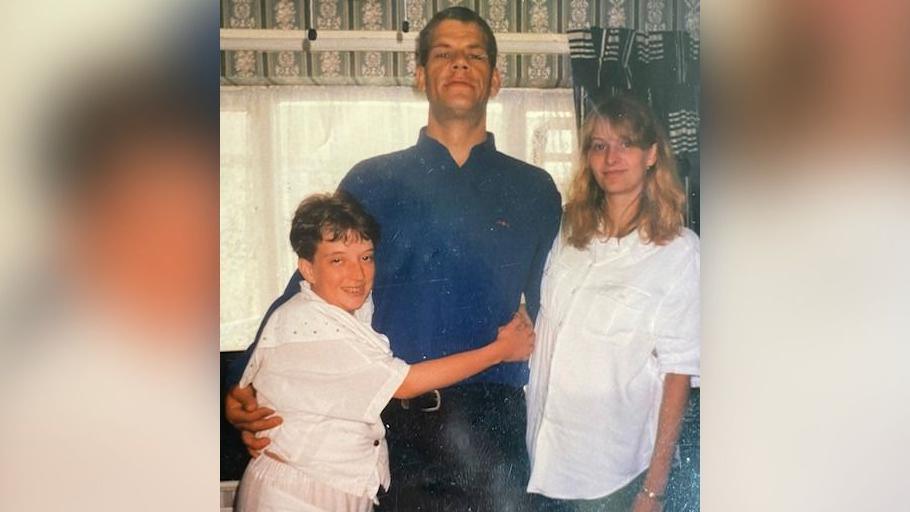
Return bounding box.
[225,7,561,510]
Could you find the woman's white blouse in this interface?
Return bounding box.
[239,282,409,500]
[526,229,700,500]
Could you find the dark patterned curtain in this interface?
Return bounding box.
[568,25,700,233]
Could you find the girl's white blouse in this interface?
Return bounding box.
[240,282,408,500]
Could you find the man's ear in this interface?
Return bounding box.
[415,65,426,92]
[489,67,502,99]
[298,258,315,283]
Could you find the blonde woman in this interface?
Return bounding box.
[526,95,699,512]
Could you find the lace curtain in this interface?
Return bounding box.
[220,85,575,350]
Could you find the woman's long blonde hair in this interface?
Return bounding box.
[563,95,686,248]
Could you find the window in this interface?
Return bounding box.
[220,86,575,351]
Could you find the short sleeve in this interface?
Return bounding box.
[253,335,409,424]
[334,338,409,422]
[652,248,700,377]
[237,350,259,389]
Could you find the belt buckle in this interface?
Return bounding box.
[400,389,441,412]
[419,389,441,412]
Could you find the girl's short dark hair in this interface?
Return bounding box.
[289,192,380,260]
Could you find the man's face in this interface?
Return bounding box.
[416,20,501,119]
[298,232,375,314]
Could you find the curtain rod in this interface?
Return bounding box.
[220,29,569,54]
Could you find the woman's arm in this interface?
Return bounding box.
[393,313,534,399]
[634,373,691,511]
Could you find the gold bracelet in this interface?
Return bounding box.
[639,485,666,502]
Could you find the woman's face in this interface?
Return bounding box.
[587,118,657,200]
[298,232,375,314]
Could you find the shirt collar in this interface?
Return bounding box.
[594,229,643,252]
[297,279,324,304]
[415,127,497,164]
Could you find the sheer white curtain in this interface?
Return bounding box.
[221,86,575,351]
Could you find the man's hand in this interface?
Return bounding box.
[224,384,283,457]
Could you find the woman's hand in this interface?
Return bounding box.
[491,311,535,362]
[632,491,664,512]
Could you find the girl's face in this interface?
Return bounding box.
[298,232,375,314]
[587,118,657,200]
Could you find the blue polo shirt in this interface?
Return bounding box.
[228,129,561,388]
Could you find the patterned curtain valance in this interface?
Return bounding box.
[220,0,699,88]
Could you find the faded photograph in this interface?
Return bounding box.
[0,2,218,511]
[220,2,700,511]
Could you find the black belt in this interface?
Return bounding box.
[391,383,523,414]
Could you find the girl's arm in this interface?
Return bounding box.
[394,313,534,399]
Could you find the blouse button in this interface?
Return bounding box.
[373,440,380,447]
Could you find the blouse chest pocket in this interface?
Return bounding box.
[583,284,652,345]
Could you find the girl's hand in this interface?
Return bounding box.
[492,312,535,362]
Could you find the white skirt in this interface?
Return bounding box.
[235,454,374,512]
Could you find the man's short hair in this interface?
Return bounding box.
[289,192,380,261]
[416,6,498,68]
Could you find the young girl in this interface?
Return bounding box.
[235,193,534,511]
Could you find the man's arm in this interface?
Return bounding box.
[523,181,562,321]
[224,384,281,457]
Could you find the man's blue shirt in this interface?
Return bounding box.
[227,129,561,387]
